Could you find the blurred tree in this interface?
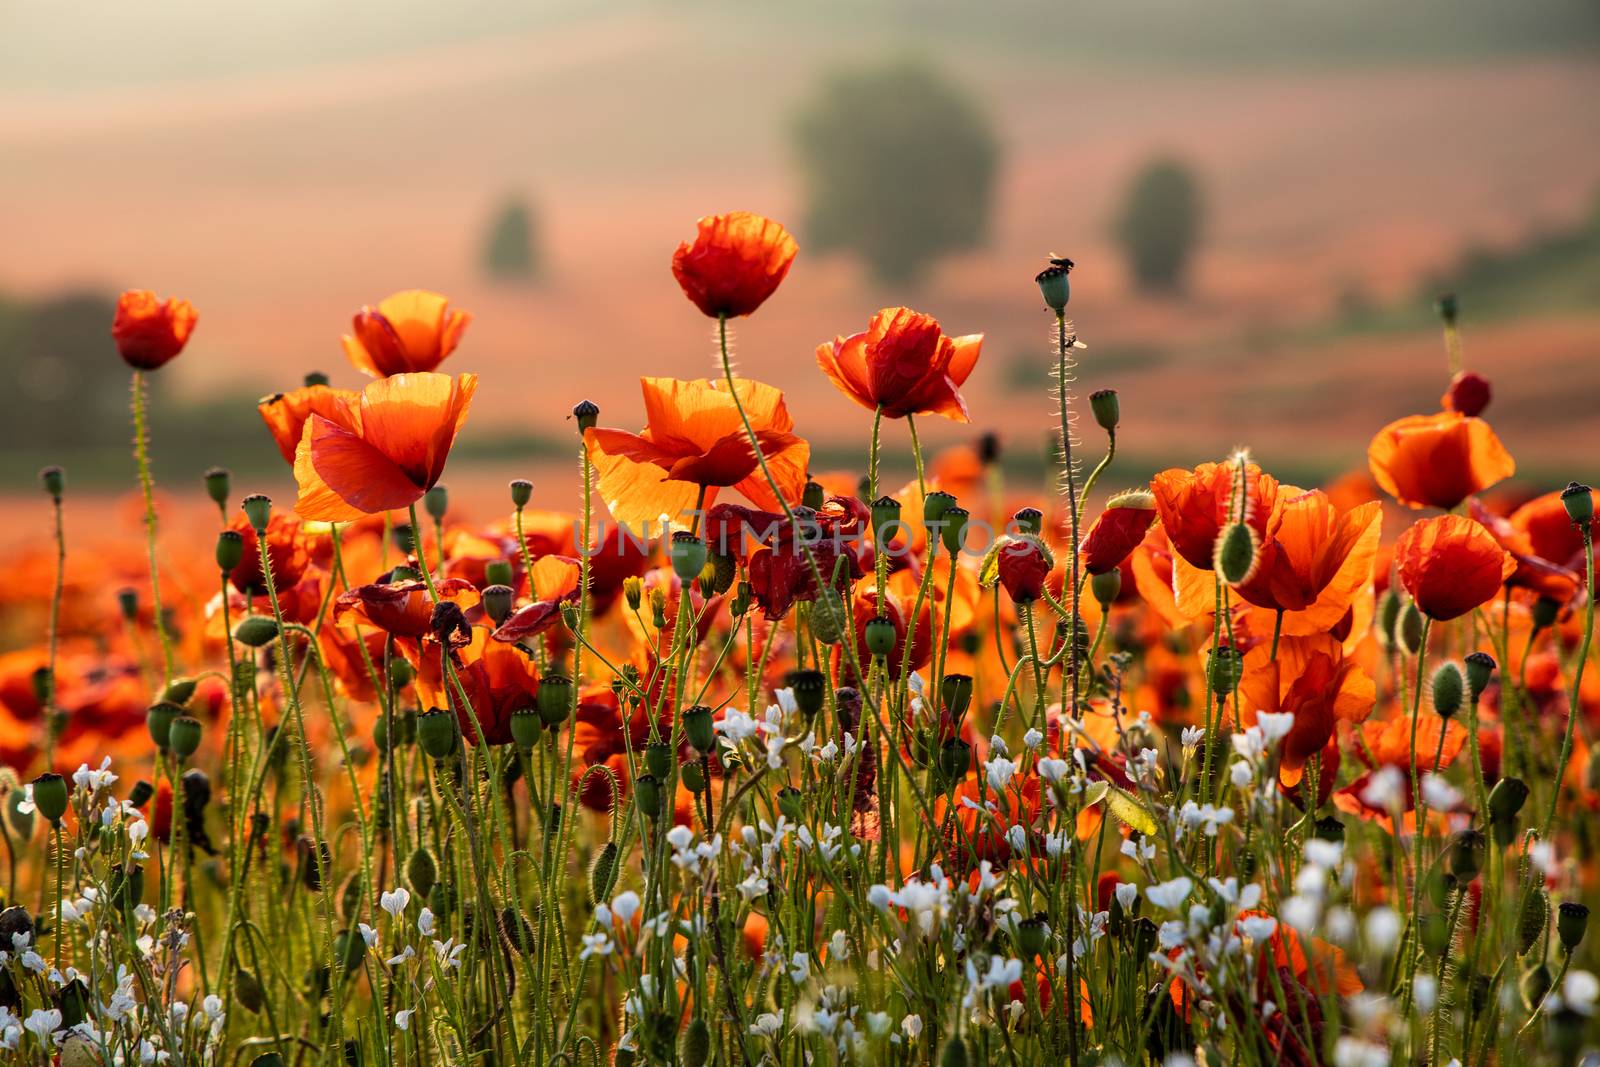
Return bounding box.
[792,60,999,285]
[1115,159,1203,293]
[482,195,541,282]
[0,290,131,451]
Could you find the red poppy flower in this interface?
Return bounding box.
[1079,491,1157,575]
[333,577,480,640]
[705,498,868,620]
[1510,487,1600,572]
[1442,370,1491,417]
[342,290,472,378]
[836,582,935,685]
[227,514,318,596]
[112,290,198,370]
[293,372,477,522]
[1367,410,1514,510]
[1150,461,1280,571]
[1395,515,1514,620]
[586,376,809,529]
[258,384,359,465]
[671,211,797,318]
[995,535,1053,605]
[815,307,984,423]
[1469,500,1580,602]
[417,630,538,746]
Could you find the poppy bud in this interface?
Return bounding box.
[939,737,972,783]
[864,618,896,657]
[162,676,197,706]
[1531,596,1560,632]
[1517,886,1548,955]
[871,496,902,545]
[1419,911,1453,957]
[776,786,803,822]
[802,479,826,510]
[670,532,707,582]
[1013,507,1044,536]
[941,674,974,722]
[1206,645,1243,697]
[1488,776,1530,821]
[216,530,245,573]
[118,587,139,623]
[1016,914,1048,957]
[509,708,541,750]
[1431,663,1464,719]
[679,1018,711,1067]
[645,743,673,779]
[146,702,181,750]
[1035,257,1073,312]
[482,585,515,626]
[1465,651,1496,701]
[168,716,202,760]
[1448,829,1485,882]
[40,465,65,501]
[387,657,414,690]
[201,465,230,509]
[510,479,533,509]
[1214,522,1260,585]
[1089,389,1120,433]
[1314,815,1345,842]
[424,485,448,522]
[572,399,599,432]
[475,562,511,592]
[1435,292,1458,326]
[0,905,34,946]
[334,928,366,973]
[1443,371,1491,417]
[1399,601,1424,656]
[241,493,272,533]
[407,847,438,898]
[588,841,619,905]
[30,772,68,825]
[923,490,956,530]
[635,774,663,818]
[500,906,535,956]
[1091,569,1122,608]
[683,705,716,755]
[1376,588,1402,648]
[997,535,1052,604]
[537,675,574,727]
[681,760,707,793]
[808,586,844,642]
[416,709,458,759]
[1561,481,1594,525]
[1558,902,1589,952]
[790,670,827,719]
[941,507,970,555]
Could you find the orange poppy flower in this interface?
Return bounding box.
[586,376,809,529]
[112,289,198,370]
[1233,491,1382,615]
[1150,461,1280,571]
[259,384,359,464]
[417,628,539,746]
[1079,490,1158,575]
[293,372,477,522]
[1395,515,1514,620]
[334,577,480,640]
[1237,634,1374,786]
[1510,487,1600,572]
[671,211,797,318]
[815,307,984,422]
[342,290,472,378]
[1367,410,1514,510]
[1469,500,1580,603]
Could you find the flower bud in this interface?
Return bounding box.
[680,760,707,793]
[215,530,245,574]
[1532,596,1560,632]
[1035,257,1073,311]
[635,774,663,819]
[482,585,515,626]
[808,586,844,642]
[1448,828,1485,882]
[335,928,366,973]
[510,479,534,509]
[939,737,973,783]
[871,496,902,545]
[588,841,619,905]
[617,575,642,613]
[40,465,65,501]
[1399,601,1424,656]
[644,743,673,780]
[1558,901,1590,953]
[1519,962,1551,1010]
[1488,776,1530,821]
[1089,388,1120,433]
[683,705,716,755]
[941,507,970,555]
[118,587,139,623]
[864,618,896,657]
[146,702,181,750]
[168,716,203,760]
[161,676,197,706]
[204,466,230,509]
[1419,911,1453,957]
[776,786,803,822]
[1016,914,1048,957]
[241,493,272,533]
[939,1035,971,1067]
[670,532,707,582]
[1431,663,1464,719]
[1435,291,1458,326]
[30,772,68,825]
[1443,370,1491,418]
[790,670,826,719]
[1214,522,1260,586]
[1206,645,1243,697]
[1376,588,1401,648]
[1561,481,1594,525]
[537,674,574,727]
[424,485,448,522]
[572,400,599,432]
[1090,568,1122,608]
[416,709,458,759]
[802,480,826,510]
[997,535,1052,604]
[1465,651,1496,701]
[1517,886,1549,956]
[941,674,974,722]
[407,847,438,897]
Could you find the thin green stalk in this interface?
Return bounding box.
[131,370,175,684]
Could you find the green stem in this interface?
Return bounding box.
[1542,527,1594,836]
[131,370,175,684]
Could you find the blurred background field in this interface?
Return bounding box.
[3,0,1598,520]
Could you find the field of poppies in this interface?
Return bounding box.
[0,210,1595,1066]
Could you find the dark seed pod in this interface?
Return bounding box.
[1399,602,1424,656]
[235,968,264,1014]
[1464,651,1496,700]
[589,842,619,905]
[0,906,34,946]
[1518,886,1549,955]
[500,907,536,955]
[644,744,673,780]
[939,1036,969,1067]
[407,847,438,898]
[790,670,827,719]
[679,1018,711,1067]
[1557,901,1589,953]
[1447,829,1485,883]
[1488,777,1530,821]
[298,836,333,892]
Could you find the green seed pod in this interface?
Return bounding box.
[40,465,66,502]
[680,760,707,793]
[1206,645,1243,697]
[1420,912,1453,957]
[1464,651,1496,701]
[1013,507,1043,536]
[872,496,903,545]
[1448,829,1485,883]
[809,587,847,645]
[572,400,599,432]
[334,928,366,973]
[802,480,826,510]
[1560,481,1594,524]
[644,743,673,780]
[790,670,826,719]
[1431,663,1464,719]
[537,674,574,727]
[776,786,803,823]
[588,841,619,905]
[1376,588,1402,648]
[1558,902,1589,953]
[1518,886,1549,955]
[864,618,896,657]
[416,709,458,759]
[510,479,534,509]
[941,674,974,723]
[1214,522,1259,585]
[194,467,228,511]
[31,772,68,825]
[1488,777,1530,821]
[1035,258,1072,312]
[941,507,971,555]
[214,529,246,574]
[679,1018,711,1067]
[939,1035,970,1067]
[1399,602,1424,656]
[146,702,181,750]
[428,881,455,918]
[407,848,438,898]
[1016,914,1048,957]
[168,716,202,760]
[1089,388,1120,433]
[500,907,536,955]
[1313,815,1345,843]
[939,738,972,783]
[241,493,272,533]
[482,585,515,626]
[424,485,448,522]
[1532,596,1560,631]
[669,532,708,582]
[683,705,716,755]
[251,1054,286,1067]
[1090,568,1122,607]
[509,708,541,750]
[635,775,664,819]
[923,490,956,530]
[387,656,414,691]
[233,615,280,648]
